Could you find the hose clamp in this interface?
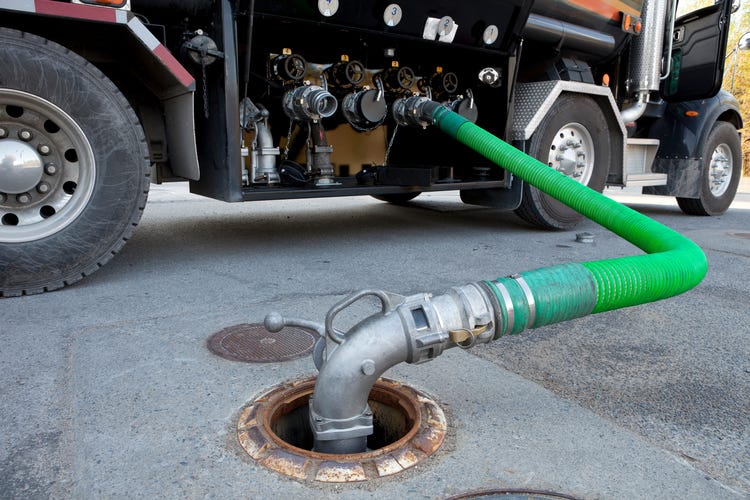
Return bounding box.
[309,397,374,441]
[492,280,515,336]
[510,274,536,330]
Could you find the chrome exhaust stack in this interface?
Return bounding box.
[622,0,672,124]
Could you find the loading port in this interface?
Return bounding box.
[237,377,446,482]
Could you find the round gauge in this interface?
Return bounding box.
[437,16,455,37]
[317,0,339,17]
[383,4,403,27]
[483,24,499,45]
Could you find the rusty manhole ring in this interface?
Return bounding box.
[237,377,446,482]
[446,489,582,500]
[208,323,318,363]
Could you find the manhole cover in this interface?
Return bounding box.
[447,489,581,500]
[207,323,318,363]
[237,377,447,482]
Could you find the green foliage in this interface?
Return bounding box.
[724,1,750,175]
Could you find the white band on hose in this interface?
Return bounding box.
[511,274,536,329]
[492,280,515,335]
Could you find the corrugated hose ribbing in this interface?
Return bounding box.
[431,106,707,330]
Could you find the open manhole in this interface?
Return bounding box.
[447,489,582,500]
[237,377,446,482]
[208,323,318,363]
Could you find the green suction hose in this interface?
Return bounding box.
[300,100,709,455]
[430,105,707,333]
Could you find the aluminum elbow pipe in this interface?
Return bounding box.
[308,286,495,454]
[309,310,408,454]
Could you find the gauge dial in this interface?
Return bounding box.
[483,24,499,45]
[383,4,403,27]
[317,0,339,17]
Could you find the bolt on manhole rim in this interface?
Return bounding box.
[207,323,319,363]
[237,376,447,482]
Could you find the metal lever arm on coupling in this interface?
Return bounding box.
[324,289,396,344]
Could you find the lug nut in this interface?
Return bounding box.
[17,192,32,204]
[18,129,33,141]
[0,193,7,204]
[38,144,51,156]
[37,182,51,194]
[44,163,58,175]
[0,127,7,139]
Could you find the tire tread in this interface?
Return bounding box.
[0,27,150,297]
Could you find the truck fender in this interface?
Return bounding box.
[0,0,200,180]
[645,90,743,198]
[511,81,626,184]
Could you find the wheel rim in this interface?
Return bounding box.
[547,123,595,185]
[0,89,96,243]
[708,143,733,197]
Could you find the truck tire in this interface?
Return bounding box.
[514,94,609,230]
[676,121,741,216]
[0,28,150,297]
[372,192,421,204]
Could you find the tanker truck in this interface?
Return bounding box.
[0,0,743,296]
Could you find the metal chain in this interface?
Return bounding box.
[283,119,294,159]
[384,124,399,165]
[201,61,210,119]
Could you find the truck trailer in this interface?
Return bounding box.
[0,0,743,296]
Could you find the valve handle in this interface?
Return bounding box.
[263,312,325,337]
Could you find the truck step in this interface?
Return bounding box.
[624,139,667,187]
[624,173,668,186]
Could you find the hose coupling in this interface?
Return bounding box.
[282,84,339,122]
[392,95,444,128]
[399,284,495,363]
[309,397,373,449]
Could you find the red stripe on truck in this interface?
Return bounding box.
[154,45,195,89]
[34,0,117,22]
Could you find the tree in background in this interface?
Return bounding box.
[724,1,750,175]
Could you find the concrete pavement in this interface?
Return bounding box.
[1,179,748,498]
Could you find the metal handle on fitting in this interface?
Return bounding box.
[325,289,395,344]
[264,312,325,337]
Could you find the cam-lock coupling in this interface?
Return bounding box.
[282,84,338,122]
[392,95,442,128]
[403,284,496,362]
